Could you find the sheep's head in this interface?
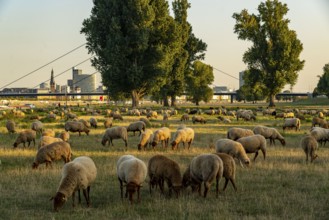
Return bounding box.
[32,162,39,169]
[51,192,67,212]
[151,141,157,147]
[126,182,139,204]
[244,159,251,167]
[137,144,142,151]
[172,185,181,198]
[13,142,18,148]
[101,136,107,146]
[171,141,177,150]
[85,129,90,135]
[280,139,286,146]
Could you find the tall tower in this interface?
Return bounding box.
[50,68,56,93]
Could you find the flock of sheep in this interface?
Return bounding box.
[2,105,328,211]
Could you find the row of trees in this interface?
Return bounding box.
[81,0,214,107]
[313,63,329,98]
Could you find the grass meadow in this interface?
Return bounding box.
[1,100,329,219]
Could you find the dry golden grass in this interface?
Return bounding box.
[1,105,329,219]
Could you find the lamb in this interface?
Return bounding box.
[213,153,237,192]
[31,120,44,135]
[58,131,70,142]
[127,121,146,136]
[182,154,223,198]
[101,126,128,148]
[253,125,286,146]
[151,127,171,149]
[300,135,318,162]
[283,118,301,131]
[137,129,153,150]
[148,155,182,197]
[13,129,37,148]
[89,117,98,128]
[311,117,328,128]
[117,155,147,204]
[192,116,206,124]
[236,135,267,161]
[32,141,71,169]
[227,127,254,141]
[38,136,64,149]
[104,118,113,128]
[215,138,250,167]
[171,127,195,150]
[51,156,97,212]
[64,121,90,136]
[6,120,16,133]
[42,129,56,137]
[180,114,189,122]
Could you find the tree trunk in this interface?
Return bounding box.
[163,97,169,107]
[131,90,140,108]
[269,94,276,107]
[195,100,199,106]
[171,95,176,107]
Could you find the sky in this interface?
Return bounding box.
[0,0,328,92]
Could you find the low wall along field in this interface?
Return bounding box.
[0,101,329,219]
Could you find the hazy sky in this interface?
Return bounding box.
[0,0,328,92]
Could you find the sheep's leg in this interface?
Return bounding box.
[119,179,124,199]
[137,186,141,203]
[78,189,82,204]
[72,191,76,207]
[78,131,81,136]
[83,188,90,207]
[216,174,219,198]
[223,178,229,191]
[203,182,210,198]
[253,151,259,161]
[230,179,238,192]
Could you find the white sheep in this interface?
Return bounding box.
[310,127,329,146]
[151,127,171,149]
[32,141,71,169]
[13,129,37,148]
[51,156,97,211]
[104,118,113,128]
[6,120,16,133]
[127,121,146,136]
[137,129,153,151]
[213,153,237,192]
[300,135,318,163]
[79,119,91,128]
[171,127,195,150]
[283,118,301,131]
[64,121,90,136]
[58,131,70,142]
[112,112,123,121]
[192,116,206,124]
[31,120,44,135]
[182,154,223,198]
[89,117,98,128]
[117,155,147,204]
[253,125,286,146]
[101,126,128,148]
[215,138,250,167]
[311,117,328,128]
[42,129,56,137]
[180,114,189,122]
[148,155,182,197]
[139,117,151,127]
[227,127,254,141]
[38,136,64,149]
[236,135,267,161]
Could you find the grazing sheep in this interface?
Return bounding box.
[183,154,223,198]
[38,136,64,149]
[215,138,250,167]
[58,131,70,142]
[284,112,295,118]
[300,135,318,162]
[64,121,90,136]
[204,109,215,115]
[13,129,37,148]
[311,117,328,128]
[253,125,286,146]
[127,121,146,136]
[42,129,56,137]
[51,156,97,212]
[151,127,171,149]
[32,141,71,169]
[180,114,189,122]
[310,127,329,146]
[192,116,206,124]
[101,126,128,148]
[6,120,16,133]
[66,113,77,120]
[139,117,151,127]
[104,118,113,128]
[171,127,195,150]
[236,135,267,161]
[146,111,158,119]
[79,119,91,128]
[283,118,301,131]
[213,153,237,192]
[31,120,44,135]
[117,155,147,204]
[236,110,256,121]
[148,155,182,197]
[137,129,153,151]
[227,127,254,141]
[163,113,169,121]
[112,113,123,121]
[89,117,98,128]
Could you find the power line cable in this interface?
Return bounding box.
[32,56,95,89]
[0,43,87,90]
[212,67,239,80]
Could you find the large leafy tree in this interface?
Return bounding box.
[186,61,214,105]
[237,70,265,103]
[81,0,178,107]
[233,0,304,107]
[315,63,329,98]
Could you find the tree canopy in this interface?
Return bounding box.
[233,0,304,107]
[315,63,329,98]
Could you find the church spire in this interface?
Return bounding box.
[50,68,55,93]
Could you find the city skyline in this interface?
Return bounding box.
[0,1,328,92]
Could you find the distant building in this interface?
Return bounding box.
[69,67,96,93]
[50,69,56,93]
[212,86,233,102]
[239,71,245,88]
[40,82,49,89]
